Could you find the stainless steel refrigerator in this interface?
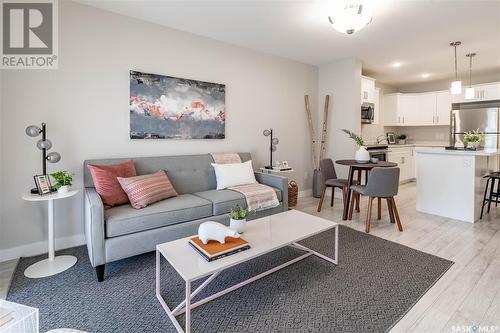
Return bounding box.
[450,100,500,148]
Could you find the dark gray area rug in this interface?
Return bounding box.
[8,226,453,333]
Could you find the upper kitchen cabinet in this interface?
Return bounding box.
[361,76,376,104]
[382,91,452,126]
[435,91,452,125]
[452,82,500,103]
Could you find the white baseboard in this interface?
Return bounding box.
[0,234,86,263]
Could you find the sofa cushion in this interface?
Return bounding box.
[104,194,212,238]
[194,187,282,215]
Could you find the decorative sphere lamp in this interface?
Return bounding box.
[263,128,279,169]
[25,123,61,193]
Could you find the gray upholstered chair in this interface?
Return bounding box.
[317,158,358,212]
[349,167,402,233]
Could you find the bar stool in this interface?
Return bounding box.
[480,172,500,219]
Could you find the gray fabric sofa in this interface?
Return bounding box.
[83,152,288,281]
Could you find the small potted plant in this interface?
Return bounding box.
[229,204,252,233]
[463,129,485,149]
[50,171,73,193]
[341,129,369,163]
[397,134,407,145]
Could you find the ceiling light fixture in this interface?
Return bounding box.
[328,1,373,35]
[449,41,462,95]
[421,73,430,78]
[392,62,401,68]
[465,53,476,100]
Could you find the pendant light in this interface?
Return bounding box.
[465,53,476,100]
[450,41,462,95]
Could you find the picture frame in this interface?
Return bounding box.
[386,132,396,144]
[34,174,52,195]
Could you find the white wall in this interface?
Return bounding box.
[318,58,362,178]
[0,1,318,260]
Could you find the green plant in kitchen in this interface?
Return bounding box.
[341,129,364,147]
[463,129,485,148]
[50,170,73,190]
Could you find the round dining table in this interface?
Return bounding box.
[336,160,398,220]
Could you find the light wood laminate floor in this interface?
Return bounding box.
[1,183,499,332]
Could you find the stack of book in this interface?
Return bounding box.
[189,237,250,262]
[0,307,13,328]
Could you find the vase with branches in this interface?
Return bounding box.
[341,129,370,163]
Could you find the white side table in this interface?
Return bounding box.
[21,189,79,278]
[258,167,294,175]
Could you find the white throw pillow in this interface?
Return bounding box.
[211,160,257,190]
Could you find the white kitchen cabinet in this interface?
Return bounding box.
[373,87,380,124]
[452,82,500,103]
[388,147,414,182]
[383,91,452,126]
[361,76,376,104]
[435,91,451,125]
[419,92,437,125]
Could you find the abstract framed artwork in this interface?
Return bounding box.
[129,70,225,139]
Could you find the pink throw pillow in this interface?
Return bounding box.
[87,160,137,208]
[117,170,178,209]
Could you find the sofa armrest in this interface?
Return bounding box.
[254,172,288,210]
[84,187,106,267]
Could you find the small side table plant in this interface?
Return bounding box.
[50,171,74,193]
[229,204,252,233]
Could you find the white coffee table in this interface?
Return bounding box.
[156,210,339,333]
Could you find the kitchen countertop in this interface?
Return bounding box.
[415,147,500,157]
[389,142,449,148]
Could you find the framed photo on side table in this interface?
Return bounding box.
[387,132,396,144]
[33,175,52,195]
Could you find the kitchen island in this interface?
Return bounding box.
[415,148,500,223]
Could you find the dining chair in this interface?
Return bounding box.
[348,167,402,233]
[317,158,359,212]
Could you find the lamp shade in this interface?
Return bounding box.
[450,80,462,95]
[36,139,52,150]
[46,152,61,163]
[25,125,41,137]
[465,87,475,100]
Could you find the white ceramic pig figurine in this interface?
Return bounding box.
[198,221,240,244]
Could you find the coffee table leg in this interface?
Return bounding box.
[185,280,191,333]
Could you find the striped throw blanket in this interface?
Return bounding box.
[210,152,279,211]
[229,183,280,211]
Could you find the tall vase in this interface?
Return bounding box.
[312,169,323,198]
[355,146,370,163]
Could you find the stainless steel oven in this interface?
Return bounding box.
[365,145,388,161]
[361,102,375,124]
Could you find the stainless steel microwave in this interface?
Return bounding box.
[361,102,374,124]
